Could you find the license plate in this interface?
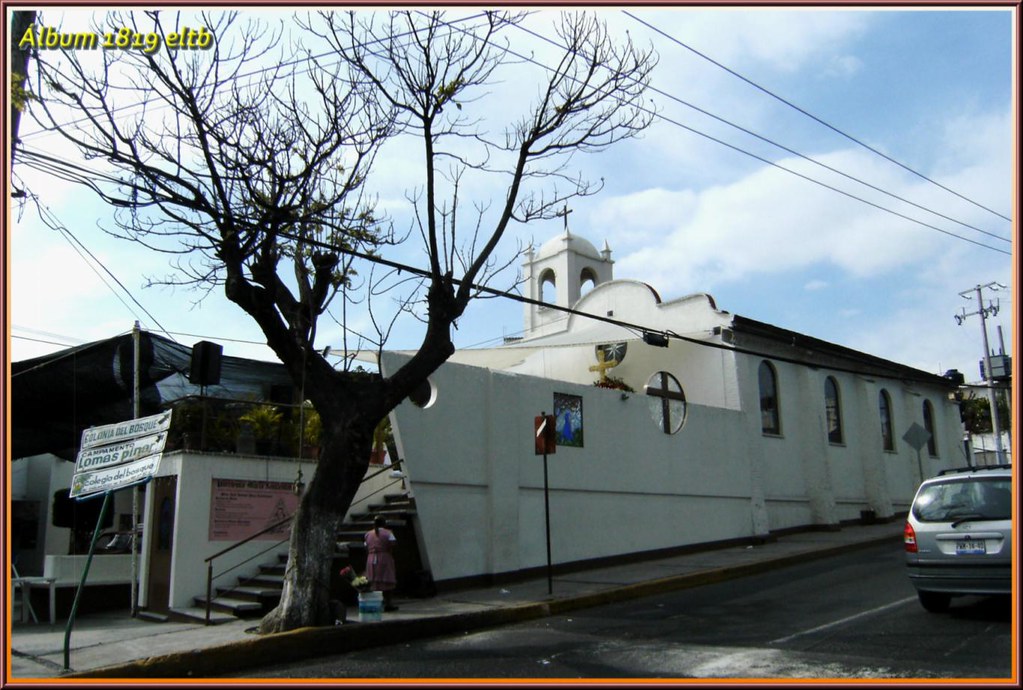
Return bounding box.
[956,540,986,555]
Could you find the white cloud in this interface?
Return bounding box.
[597,96,1012,302]
[823,54,863,79]
[633,8,870,73]
[804,279,828,291]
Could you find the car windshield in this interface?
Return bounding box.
[913,477,1012,522]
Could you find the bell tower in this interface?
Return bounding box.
[521,215,614,340]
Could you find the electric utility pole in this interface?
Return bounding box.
[956,282,1008,465]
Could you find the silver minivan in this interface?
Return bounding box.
[904,464,1013,612]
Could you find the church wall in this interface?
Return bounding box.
[502,339,739,411]
[815,370,873,524]
[386,344,963,584]
[388,353,762,584]
[737,356,815,531]
[731,354,961,532]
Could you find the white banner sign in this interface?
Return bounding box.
[80,410,172,450]
[71,454,163,498]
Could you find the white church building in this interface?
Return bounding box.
[11,228,969,620]
[383,228,967,587]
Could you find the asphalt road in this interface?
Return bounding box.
[227,542,1014,680]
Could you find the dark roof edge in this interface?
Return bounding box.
[729,315,957,389]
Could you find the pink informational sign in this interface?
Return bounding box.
[208,478,299,541]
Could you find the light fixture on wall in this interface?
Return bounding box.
[620,392,630,401]
[642,331,669,348]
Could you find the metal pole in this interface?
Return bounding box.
[206,562,213,626]
[543,452,552,596]
[974,286,1006,464]
[131,322,140,618]
[63,491,112,671]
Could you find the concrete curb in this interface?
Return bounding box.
[66,533,900,679]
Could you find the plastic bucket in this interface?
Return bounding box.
[358,591,383,622]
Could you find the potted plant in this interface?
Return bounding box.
[370,416,392,465]
[238,404,283,455]
[301,403,322,459]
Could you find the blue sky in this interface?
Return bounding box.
[9,7,1015,384]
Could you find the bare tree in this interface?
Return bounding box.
[25,8,656,633]
[9,9,37,190]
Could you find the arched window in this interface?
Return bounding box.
[879,389,894,451]
[579,267,597,297]
[758,361,781,435]
[923,400,938,456]
[825,376,843,444]
[539,269,556,305]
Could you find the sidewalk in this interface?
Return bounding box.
[6,521,904,681]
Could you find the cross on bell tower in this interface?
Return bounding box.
[555,204,573,231]
[520,224,614,340]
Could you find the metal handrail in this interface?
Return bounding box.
[201,458,405,625]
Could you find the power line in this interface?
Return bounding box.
[509,21,1010,247]
[621,9,1013,224]
[26,193,177,340]
[276,228,958,386]
[432,14,1010,255]
[19,12,1012,257]
[11,334,79,348]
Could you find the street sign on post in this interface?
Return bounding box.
[903,422,933,484]
[71,411,171,498]
[535,414,556,455]
[534,412,556,595]
[64,409,171,669]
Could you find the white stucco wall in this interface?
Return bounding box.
[140,453,313,609]
[386,347,963,584]
[140,449,404,611]
[734,355,963,531]
[388,353,763,583]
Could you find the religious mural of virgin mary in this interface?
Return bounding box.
[553,392,583,448]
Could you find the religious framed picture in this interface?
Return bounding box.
[553,392,583,447]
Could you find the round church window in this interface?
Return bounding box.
[645,371,686,434]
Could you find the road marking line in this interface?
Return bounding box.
[771,596,917,645]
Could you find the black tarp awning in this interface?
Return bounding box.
[11,331,295,460]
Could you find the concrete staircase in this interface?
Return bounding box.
[335,492,416,565]
[186,491,419,623]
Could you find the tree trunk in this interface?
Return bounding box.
[258,420,372,633]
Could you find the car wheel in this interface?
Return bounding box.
[918,591,951,613]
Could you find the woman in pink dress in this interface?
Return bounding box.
[364,515,399,611]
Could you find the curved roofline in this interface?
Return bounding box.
[573,278,662,310]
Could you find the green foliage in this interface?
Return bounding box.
[10,73,35,113]
[239,404,284,441]
[166,398,238,452]
[373,415,392,451]
[593,376,635,393]
[435,77,464,110]
[959,393,1012,435]
[301,403,322,447]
